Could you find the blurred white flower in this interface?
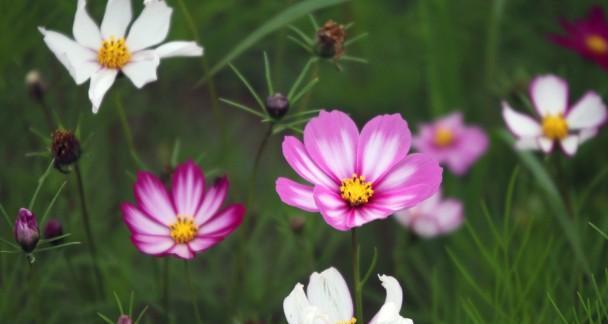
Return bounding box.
[39,0,203,113]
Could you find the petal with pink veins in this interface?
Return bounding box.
[122,203,170,236]
[194,176,228,225]
[312,186,352,231]
[357,114,411,182]
[171,160,205,217]
[168,244,194,259]
[131,234,174,256]
[198,205,245,238]
[529,75,569,117]
[566,91,607,130]
[282,136,335,188]
[187,237,219,253]
[134,172,176,226]
[276,178,318,212]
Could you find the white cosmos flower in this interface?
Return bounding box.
[502,74,607,156]
[39,0,203,113]
[283,267,413,324]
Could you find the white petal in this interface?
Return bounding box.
[370,304,414,324]
[515,137,540,150]
[126,0,172,52]
[307,267,353,322]
[560,136,578,156]
[579,128,598,144]
[39,27,99,84]
[538,137,554,153]
[283,283,312,324]
[155,41,203,58]
[88,69,118,113]
[566,91,607,130]
[122,50,160,88]
[502,101,541,137]
[101,0,132,38]
[530,74,569,117]
[369,275,411,324]
[73,0,102,50]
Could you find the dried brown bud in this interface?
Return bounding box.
[51,129,81,172]
[289,216,306,234]
[25,70,46,102]
[315,20,346,59]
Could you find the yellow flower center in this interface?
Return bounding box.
[542,114,568,140]
[169,216,197,244]
[98,37,131,69]
[336,319,357,324]
[433,127,454,147]
[340,174,373,207]
[585,34,608,55]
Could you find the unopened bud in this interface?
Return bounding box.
[51,129,81,172]
[265,93,289,119]
[116,315,132,324]
[289,216,306,234]
[44,218,64,245]
[14,208,40,253]
[25,70,46,102]
[315,20,346,59]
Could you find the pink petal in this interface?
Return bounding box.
[312,186,352,231]
[529,75,569,117]
[356,114,411,182]
[134,172,176,226]
[198,204,245,238]
[373,153,442,211]
[282,136,335,188]
[446,127,488,176]
[172,160,205,217]
[168,244,195,259]
[502,101,542,137]
[131,234,174,256]
[566,91,607,130]
[276,178,318,212]
[349,203,393,228]
[194,176,228,226]
[434,198,464,234]
[121,203,169,236]
[187,237,220,253]
[304,110,358,180]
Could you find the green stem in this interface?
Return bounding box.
[184,262,203,324]
[115,94,148,170]
[248,125,274,204]
[162,259,170,323]
[352,228,364,323]
[74,163,105,299]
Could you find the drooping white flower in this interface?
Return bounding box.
[502,74,607,156]
[39,0,203,113]
[283,267,413,324]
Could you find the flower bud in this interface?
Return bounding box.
[289,216,306,234]
[51,129,81,172]
[116,315,132,324]
[315,20,346,59]
[25,70,46,102]
[14,208,40,253]
[265,93,289,119]
[44,218,64,245]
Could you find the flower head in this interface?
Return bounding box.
[316,20,346,59]
[502,74,607,156]
[121,160,245,259]
[14,208,40,253]
[51,128,81,172]
[412,112,488,176]
[44,218,65,245]
[276,110,442,231]
[394,192,463,238]
[39,0,203,113]
[283,267,413,324]
[549,6,608,70]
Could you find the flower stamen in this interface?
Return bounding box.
[340,175,373,207]
[336,318,357,324]
[169,216,197,244]
[585,34,608,55]
[542,114,568,140]
[98,37,131,69]
[433,127,454,147]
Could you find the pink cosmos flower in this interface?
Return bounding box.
[121,160,245,259]
[502,74,607,156]
[412,112,488,176]
[275,110,442,231]
[394,192,463,238]
[549,6,608,70]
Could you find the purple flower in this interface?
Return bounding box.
[412,112,488,176]
[549,6,608,70]
[394,192,463,238]
[44,218,64,245]
[275,110,442,231]
[14,208,40,253]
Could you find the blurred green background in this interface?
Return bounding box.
[1,0,608,323]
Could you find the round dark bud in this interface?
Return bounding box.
[44,218,64,245]
[51,129,81,172]
[265,93,289,119]
[25,70,46,102]
[315,20,346,59]
[116,315,133,324]
[289,216,306,234]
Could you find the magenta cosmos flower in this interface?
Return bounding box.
[394,192,463,238]
[549,6,608,70]
[502,74,607,156]
[275,110,442,231]
[412,112,488,176]
[121,160,245,259]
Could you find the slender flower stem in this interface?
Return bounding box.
[162,259,170,323]
[351,228,364,323]
[74,163,105,299]
[184,262,203,324]
[115,94,148,170]
[248,125,274,204]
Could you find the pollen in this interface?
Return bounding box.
[340,174,373,207]
[585,34,608,55]
[542,114,568,140]
[169,216,197,244]
[98,37,131,69]
[433,127,454,147]
[336,318,357,324]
